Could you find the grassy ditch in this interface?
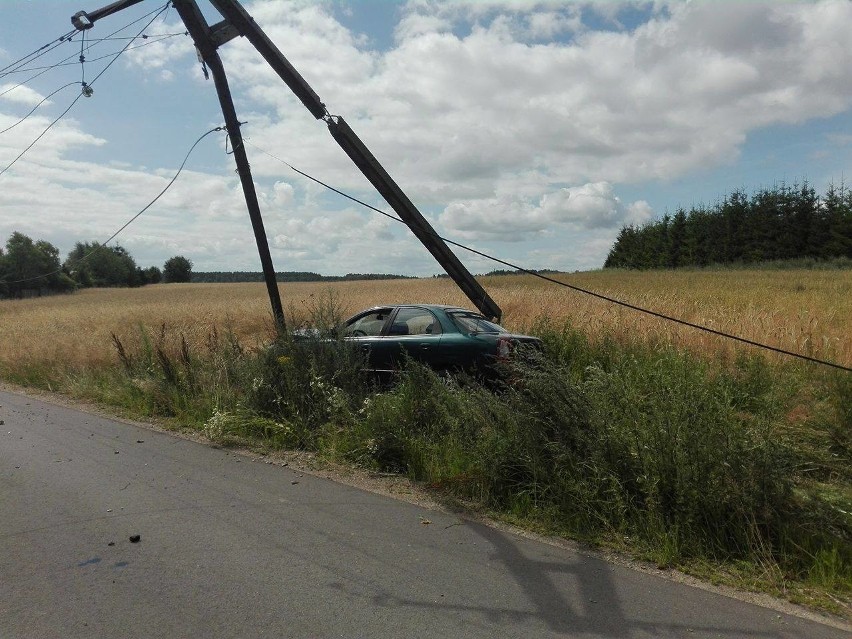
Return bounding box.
[3,312,850,616]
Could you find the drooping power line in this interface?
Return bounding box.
[0,30,77,79]
[247,140,852,373]
[1,126,224,286]
[0,3,171,180]
[0,82,79,136]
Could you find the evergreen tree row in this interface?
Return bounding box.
[604,182,852,269]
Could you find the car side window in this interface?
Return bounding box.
[345,310,390,336]
[391,308,442,336]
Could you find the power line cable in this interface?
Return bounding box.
[0,126,224,286]
[246,140,852,373]
[0,32,185,81]
[95,31,189,53]
[0,37,158,140]
[0,82,79,136]
[0,59,69,95]
[0,4,170,180]
[0,30,77,79]
[78,34,180,42]
[86,32,188,62]
[2,22,136,89]
[80,32,188,46]
[103,0,175,35]
[0,90,84,180]
[1,0,171,79]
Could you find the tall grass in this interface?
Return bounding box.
[1,269,849,375]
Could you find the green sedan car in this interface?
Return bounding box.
[339,304,542,373]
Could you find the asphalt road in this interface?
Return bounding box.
[1,389,848,639]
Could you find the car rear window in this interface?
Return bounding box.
[448,311,507,334]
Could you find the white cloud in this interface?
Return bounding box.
[0,114,106,166]
[439,181,653,241]
[272,180,295,206]
[396,0,585,42]
[526,11,583,39]
[0,84,48,107]
[394,11,453,41]
[625,200,654,225]
[216,0,852,213]
[122,21,195,78]
[521,234,617,272]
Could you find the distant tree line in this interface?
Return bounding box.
[0,231,192,299]
[481,268,564,277]
[430,269,564,279]
[192,271,414,283]
[604,182,852,269]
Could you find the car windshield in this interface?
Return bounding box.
[448,311,507,334]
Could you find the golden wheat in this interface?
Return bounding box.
[0,269,849,371]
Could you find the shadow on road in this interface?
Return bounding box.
[363,517,785,638]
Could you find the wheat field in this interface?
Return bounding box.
[0,269,850,372]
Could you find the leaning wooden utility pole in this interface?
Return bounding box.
[170,0,285,333]
[73,0,287,335]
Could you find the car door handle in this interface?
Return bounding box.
[361,345,371,351]
[420,345,430,350]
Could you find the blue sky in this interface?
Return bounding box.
[1,0,851,275]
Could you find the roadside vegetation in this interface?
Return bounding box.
[0,272,849,617]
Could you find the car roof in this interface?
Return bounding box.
[359,304,473,313]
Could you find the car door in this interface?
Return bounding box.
[342,308,395,371]
[384,307,444,369]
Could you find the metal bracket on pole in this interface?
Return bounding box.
[207,0,327,120]
[209,20,240,48]
[71,0,144,30]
